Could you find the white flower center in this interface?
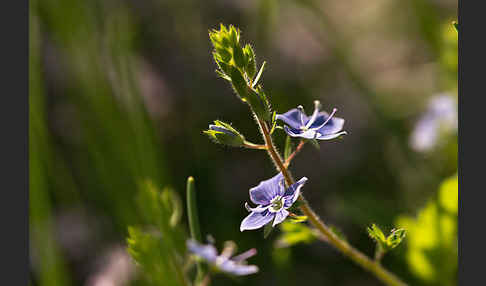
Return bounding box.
[269,196,284,212]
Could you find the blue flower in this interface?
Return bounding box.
[240,173,307,231]
[187,239,259,276]
[276,101,346,140]
[409,94,457,152]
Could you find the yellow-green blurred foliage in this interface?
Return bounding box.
[396,175,457,286]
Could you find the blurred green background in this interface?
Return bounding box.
[29,0,457,285]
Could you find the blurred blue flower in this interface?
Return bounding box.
[410,94,457,152]
[187,239,259,276]
[240,173,307,231]
[276,101,346,140]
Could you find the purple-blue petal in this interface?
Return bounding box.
[249,173,285,205]
[209,125,234,136]
[231,248,257,262]
[283,177,307,208]
[315,131,347,140]
[272,209,289,227]
[218,260,259,276]
[187,240,218,263]
[276,109,308,129]
[240,210,275,231]
[313,116,345,136]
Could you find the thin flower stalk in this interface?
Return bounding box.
[243,142,267,150]
[284,140,306,168]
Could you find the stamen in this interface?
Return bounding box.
[220,241,237,260]
[305,100,322,129]
[297,105,306,127]
[232,248,257,262]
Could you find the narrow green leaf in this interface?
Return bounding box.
[215,70,231,81]
[160,188,183,227]
[251,61,266,88]
[367,224,386,244]
[186,176,206,282]
[289,215,308,223]
[270,111,277,134]
[284,136,293,160]
[245,44,257,79]
[187,177,202,242]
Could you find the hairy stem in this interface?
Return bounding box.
[257,119,407,286]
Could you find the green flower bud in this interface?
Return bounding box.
[204,120,246,147]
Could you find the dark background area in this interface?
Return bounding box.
[29,0,457,285]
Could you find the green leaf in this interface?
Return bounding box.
[216,47,232,63]
[284,136,293,160]
[275,221,316,248]
[233,45,246,70]
[160,187,182,227]
[230,66,248,101]
[213,53,231,76]
[452,21,458,32]
[244,44,257,79]
[368,223,406,253]
[367,224,386,245]
[215,69,231,81]
[289,215,308,223]
[246,87,271,122]
[386,228,406,249]
[229,25,238,46]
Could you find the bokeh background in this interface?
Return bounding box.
[29,0,458,285]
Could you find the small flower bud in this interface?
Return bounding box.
[204,120,245,147]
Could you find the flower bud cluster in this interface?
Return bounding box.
[209,24,271,122]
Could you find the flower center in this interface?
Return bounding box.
[269,196,284,212]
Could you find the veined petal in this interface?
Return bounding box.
[276,109,308,129]
[273,209,289,226]
[240,211,275,231]
[315,117,345,136]
[187,240,218,263]
[283,125,303,137]
[249,173,285,205]
[316,131,347,140]
[284,177,307,208]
